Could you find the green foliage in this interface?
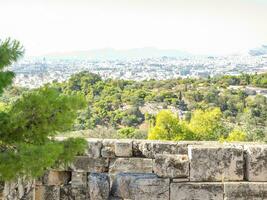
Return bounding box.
[48,71,267,143]
[0,142,63,181]
[149,108,227,141]
[117,127,147,139]
[148,110,191,140]
[221,129,246,142]
[0,138,87,181]
[214,73,267,88]
[0,87,86,145]
[188,108,225,140]
[0,38,87,181]
[0,38,24,94]
[55,138,88,167]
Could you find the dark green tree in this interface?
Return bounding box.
[0,38,87,181]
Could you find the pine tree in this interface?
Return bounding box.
[0,38,87,181]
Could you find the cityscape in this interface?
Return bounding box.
[10,53,267,88]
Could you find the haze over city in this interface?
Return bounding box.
[1,0,267,56]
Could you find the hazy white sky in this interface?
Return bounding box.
[0,0,267,56]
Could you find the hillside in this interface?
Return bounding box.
[1,72,267,141]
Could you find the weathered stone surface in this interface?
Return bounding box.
[88,173,110,200]
[4,178,34,200]
[189,145,244,181]
[109,158,153,174]
[101,139,116,158]
[172,178,189,182]
[224,182,267,200]
[133,140,153,158]
[86,138,103,158]
[115,139,133,157]
[36,185,60,200]
[108,197,122,200]
[42,171,71,186]
[59,185,89,200]
[245,144,267,181]
[71,156,109,172]
[170,182,223,200]
[152,141,187,156]
[71,172,87,187]
[0,182,3,200]
[35,185,43,200]
[153,154,189,178]
[111,173,169,200]
[133,140,188,158]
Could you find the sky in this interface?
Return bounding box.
[0,0,267,56]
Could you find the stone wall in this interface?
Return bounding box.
[2,139,267,200]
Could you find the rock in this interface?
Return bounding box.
[88,173,110,200]
[170,182,223,200]
[35,186,44,200]
[59,185,89,200]
[244,144,267,181]
[42,171,71,186]
[71,172,87,187]
[101,139,116,158]
[109,158,153,174]
[111,173,169,200]
[153,154,189,178]
[35,185,60,200]
[133,140,153,158]
[224,182,267,200]
[133,140,188,158]
[86,138,103,158]
[4,178,34,200]
[152,141,187,156]
[108,197,123,200]
[71,156,109,172]
[189,145,244,181]
[115,140,133,157]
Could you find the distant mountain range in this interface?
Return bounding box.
[42,45,267,60]
[249,45,267,56]
[43,47,192,60]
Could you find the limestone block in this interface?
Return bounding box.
[133,140,153,158]
[153,154,189,178]
[71,156,109,172]
[133,140,188,158]
[35,186,60,200]
[59,186,89,200]
[42,171,71,186]
[88,173,110,200]
[189,145,244,181]
[170,182,223,200]
[115,139,133,157]
[152,141,187,156]
[109,158,153,174]
[101,139,116,158]
[111,173,169,200]
[71,172,87,187]
[86,138,103,158]
[244,144,267,181]
[224,182,267,200]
